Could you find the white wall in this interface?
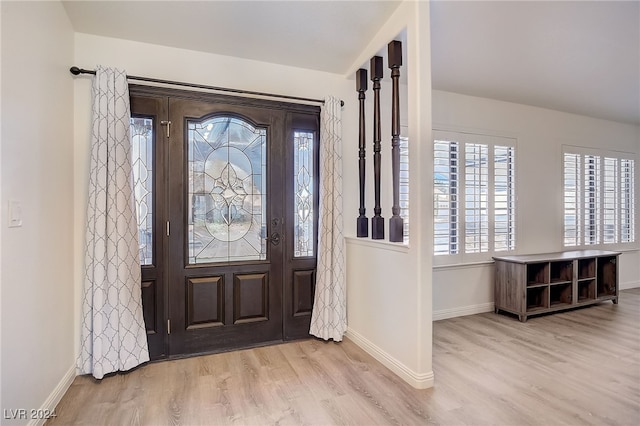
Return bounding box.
[343,0,434,388]
[432,90,640,319]
[1,1,76,423]
[71,32,355,357]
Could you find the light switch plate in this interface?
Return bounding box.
[9,200,23,228]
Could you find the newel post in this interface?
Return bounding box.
[388,40,404,242]
[356,69,368,237]
[370,56,385,240]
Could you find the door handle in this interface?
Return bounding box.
[264,232,281,246]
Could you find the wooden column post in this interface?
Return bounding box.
[388,40,404,242]
[356,68,368,237]
[370,56,384,239]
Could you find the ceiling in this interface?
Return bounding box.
[430,1,639,125]
[62,0,403,75]
[63,0,639,125]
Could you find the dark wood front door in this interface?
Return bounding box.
[168,97,286,356]
[130,86,319,359]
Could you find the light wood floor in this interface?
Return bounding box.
[49,289,640,425]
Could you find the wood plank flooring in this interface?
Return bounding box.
[49,289,640,425]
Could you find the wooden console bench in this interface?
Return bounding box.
[493,250,619,322]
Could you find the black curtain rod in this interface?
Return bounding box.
[69,66,343,107]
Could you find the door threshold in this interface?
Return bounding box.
[151,337,312,363]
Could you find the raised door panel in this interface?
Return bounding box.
[292,269,315,317]
[186,276,224,329]
[141,280,157,334]
[233,272,269,324]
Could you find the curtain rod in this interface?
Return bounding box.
[69,66,343,107]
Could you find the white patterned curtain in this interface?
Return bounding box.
[310,96,346,341]
[78,66,150,379]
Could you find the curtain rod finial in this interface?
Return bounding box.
[70,66,81,75]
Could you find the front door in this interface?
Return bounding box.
[130,86,319,358]
[168,97,286,355]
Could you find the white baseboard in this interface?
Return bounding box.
[620,280,640,290]
[27,364,75,426]
[432,284,640,320]
[433,302,495,321]
[345,328,434,390]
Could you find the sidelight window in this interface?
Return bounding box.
[130,117,154,266]
[293,130,315,257]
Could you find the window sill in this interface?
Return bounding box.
[432,246,640,270]
[564,245,639,253]
[432,260,494,270]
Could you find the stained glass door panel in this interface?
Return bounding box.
[130,117,154,265]
[188,117,267,264]
[293,130,314,257]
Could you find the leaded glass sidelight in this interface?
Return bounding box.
[130,117,154,266]
[188,116,267,264]
[294,131,315,257]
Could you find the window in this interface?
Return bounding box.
[494,145,516,252]
[399,135,409,244]
[434,131,516,262]
[293,130,315,257]
[620,159,635,243]
[187,116,267,264]
[464,143,489,253]
[563,147,636,247]
[130,116,154,266]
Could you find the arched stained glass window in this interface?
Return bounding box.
[188,116,267,264]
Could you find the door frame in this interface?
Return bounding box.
[129,85,320,359]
